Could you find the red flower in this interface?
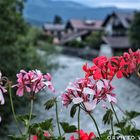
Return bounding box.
[83,49,140,81]
[70,130,96,140]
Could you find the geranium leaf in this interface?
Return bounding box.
[70,104,78,118]
[125,111,140,119]
[60,122,77,133]
[44,98,56,110]
[103,109,113,125]
[17,114,36,126]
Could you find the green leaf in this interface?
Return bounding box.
[99,130,110,140]
[17,114,36,126]
[8,135,26,140]
[125,111,140,119]
[103,109,113,125]
[44,98,56,110]
[60,122,77,133]
[39,118,53,130]
[114,120,126,129]
[70,104,78,118]
[29,118,53,134]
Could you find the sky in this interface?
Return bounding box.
[55,0,140,9]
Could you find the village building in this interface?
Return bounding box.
[42,23,65,44]
[101,12,134,52]
[60,19,103,45]
[65,19,103,33]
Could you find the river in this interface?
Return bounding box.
[8,54,140,138]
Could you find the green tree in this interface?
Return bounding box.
[53,15,63,24]
[129,11,140,49]
[0,0,46,137]
[0,0,45,80]
[85,31,103,50]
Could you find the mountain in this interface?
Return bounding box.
[23,0,133,26]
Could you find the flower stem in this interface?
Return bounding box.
[55,101,62,138]
[110,103,119,124]
[78,106,81,140]
[111,118,114,140]
[88,113,101,138]
[26,99,34,136]
[9,86,23,135]
[110,103,126,136]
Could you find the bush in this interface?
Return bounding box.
[67,40,85,48]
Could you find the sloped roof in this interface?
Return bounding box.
[67,19,103,30]
[60,30,88,44]
[102,36,131,48]
[43,24,65,31]
[102,12,134,28]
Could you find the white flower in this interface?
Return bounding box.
[72,97,83,104]
[83,87,95,95]
[84,99,97,111]
[0,89,5,105]
[106,94,117,103]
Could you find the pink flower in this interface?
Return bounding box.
[16,70,55,96]
[62,78,116,111]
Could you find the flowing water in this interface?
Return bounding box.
[8,54,140,138]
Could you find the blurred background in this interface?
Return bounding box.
[0,0,140,139]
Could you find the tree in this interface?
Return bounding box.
[0,0,27,46]
[0,0,46,136]
[0,0,45,80]
[129,11,140,49]
[85,31,103,50]
[53,15,63,24]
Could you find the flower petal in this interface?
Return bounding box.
[73,97,83,104]
[84,99,97,111]
[83,87,95,95]
[0,91,5,105]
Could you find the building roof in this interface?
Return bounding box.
[43,23,65,31]
[60,30,88,44]
[67,19,103,30]
[102,12,134,29]
[102,36,131,48]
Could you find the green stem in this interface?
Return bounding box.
[110,103,119,124]
[78,106,81,140]
[110,103,126,137]
[55,101,62,138]
[88,113,101,138]
[115,104,136,127]
[26,99,34,137]
[9,86,23,135]
[111,118,114,140]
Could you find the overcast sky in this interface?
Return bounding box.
[55,0,140,9]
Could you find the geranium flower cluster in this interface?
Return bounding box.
[16,70,55,97]
[83,49,140,80]
[62,77,116,111]
[70,130,96,140]
[0,71,7,122]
